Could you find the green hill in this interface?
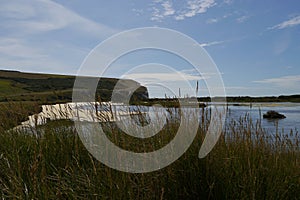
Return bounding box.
[0,70,148,103]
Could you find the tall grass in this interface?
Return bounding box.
[0,102,299,199]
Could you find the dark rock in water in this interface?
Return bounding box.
[263,110,286,119]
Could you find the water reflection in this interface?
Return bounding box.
[15,102,300,137]
[224,102,300,134]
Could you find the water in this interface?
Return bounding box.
[224,102,300,134]
[15,102,300,136]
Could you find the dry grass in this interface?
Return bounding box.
[0,102,299,199]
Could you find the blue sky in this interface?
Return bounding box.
[0,0,300,97]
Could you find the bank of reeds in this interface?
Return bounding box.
[0,102,299,199]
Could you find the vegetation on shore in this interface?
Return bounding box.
[218,95,300,103]
[1,70,300,105]
[0,70,148,103]
[0,102,299,199]
[0,70,299,199]
[147,95,300,104]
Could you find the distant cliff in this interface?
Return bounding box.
[0,70,148,103]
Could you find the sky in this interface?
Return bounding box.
[0,0,300,97]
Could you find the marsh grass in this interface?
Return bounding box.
[0,102,299,199]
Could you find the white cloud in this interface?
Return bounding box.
[122,71,206,97]
[151,0,216,22]
[223,0,233,5]
[122,71,203,83]
[180,68,201,75]
[151,7,164,22]
[206,18,218,24]
[0,38,46,59]
[0,36,87,74]
[174,15,185,21]
[254,75,300,89]
[132,8,144,16]
[180,68,223,79]
[236,15,250,23]
[0,0,119,74]
[0,3,35,19]
[150,0,175,21]
[175,0,216,20]
[268,15,300,30]
[199,40,225,47]
[0,0,117,37]
[162,1,175,16]
[223,13,232,19]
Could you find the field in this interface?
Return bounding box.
[0,102,299,199]
[0,70,148,103]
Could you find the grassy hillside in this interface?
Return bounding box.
[0,70,148,103]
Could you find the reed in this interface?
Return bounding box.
[0,102,299,199]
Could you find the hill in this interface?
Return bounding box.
[0,70,148,103]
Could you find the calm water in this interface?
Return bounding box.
[96,102,300,134]
[18,102,300,136]
[223,102,300,134]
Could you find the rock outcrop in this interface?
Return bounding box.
[263,110,286,119]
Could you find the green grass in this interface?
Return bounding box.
[0,102,299,199]
[0,70,148,103]
[0,79,27,95]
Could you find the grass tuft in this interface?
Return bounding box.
[0,103,299,199]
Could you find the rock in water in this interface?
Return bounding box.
[263,110,286,119]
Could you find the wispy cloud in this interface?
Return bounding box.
[0,0,117,37]
[268,15,300,30]
[162,1,175,16]
[206,18,218,24]
[254,75,300,89]
[180,68,223,78]
[0,36,87,74]
[205,9,250,25]
[0,38,46,59]
[123,70,205,97]
[151,0,175,21]
[199,40,225,47]
[123,71,203,83]
[175,0,216,20]
[132,8,144,16]
[151,0,216,22]
[236,15,250,23]
[223,0,233,5]
[0,0,118,73]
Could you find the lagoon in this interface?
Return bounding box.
[16,101,300,137]
[224,102,300,134]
